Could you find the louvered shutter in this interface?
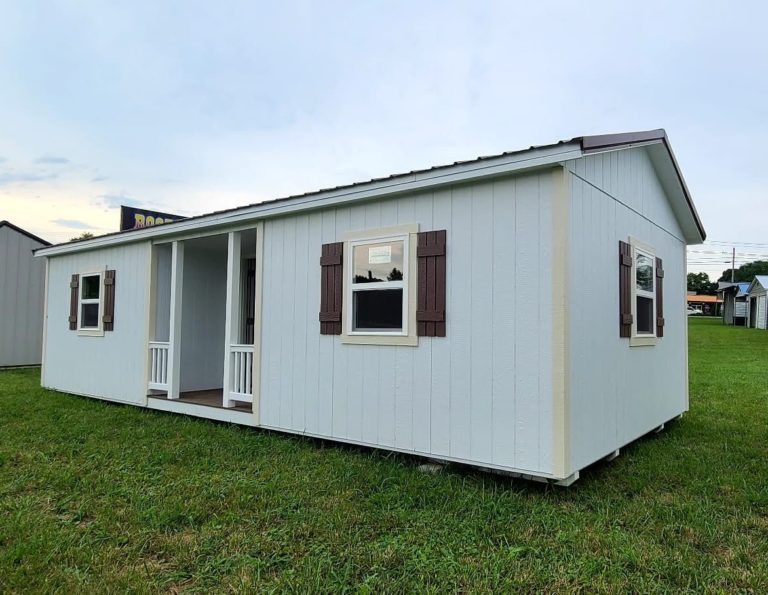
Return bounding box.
[619,241,633,338]
[69,274,79,330]
[655,257,664,337]
[319,242,343,335]
[417,230,447,337]
[103,270,116,331]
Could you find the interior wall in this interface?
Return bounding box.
[180,235,227,392]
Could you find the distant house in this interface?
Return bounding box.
[718,282,750,326]
[745,276,768,329]
[686,294,721,316]
[0,221,51,366]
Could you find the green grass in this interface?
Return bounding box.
[1,318,767,592]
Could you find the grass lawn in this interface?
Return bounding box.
[1,318,767,592]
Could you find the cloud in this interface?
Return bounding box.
[91,175,109,182]
[35,155,70,165]
[99,194,142,209]
[0,156,7,164]
[50,218,96,230]
[0,171,58,185]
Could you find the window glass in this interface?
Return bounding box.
[636,296,654,334]
[635,253,654,292]
[353,289,403,331]
[82,275,101,299]
[81,303,100,328]
[353,241,404,283]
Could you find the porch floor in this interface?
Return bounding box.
[148,389,252,413]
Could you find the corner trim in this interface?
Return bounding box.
[551,165,571,479]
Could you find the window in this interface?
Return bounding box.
[634,249,655,335]
[79,272,103,332]
[349,236,408,334]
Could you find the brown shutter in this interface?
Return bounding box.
[656,257,664,338]
[417,230,447,337]
[319,242,343,335]
[619,241,633,338]
[69,274,79,330]
[103,270,116,331]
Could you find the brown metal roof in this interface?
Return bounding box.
[36,128,704,252]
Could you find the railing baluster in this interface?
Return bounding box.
[148,342,170,390]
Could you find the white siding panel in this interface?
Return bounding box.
[429,189,452,458]
[259,171,557,475]
[469,183,493,463]
[514,174,544,472]
[491,179,516,467]
[0,226,47,367]
[566,149,688,472]
[447,185,473,461]
[43,242,151,403]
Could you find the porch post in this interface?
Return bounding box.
[222,231,242,408]
[167,240,184,400]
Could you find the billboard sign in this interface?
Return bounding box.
[120,205,185,231]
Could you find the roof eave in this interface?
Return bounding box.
[580,130,706,244]
[36,141,582,258]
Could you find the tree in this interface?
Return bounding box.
[718,260,768,283]
[69,231,94,242]
[687,272,717,295]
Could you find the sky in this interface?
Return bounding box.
[1,1,767,280]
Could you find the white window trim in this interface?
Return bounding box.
[341,223,419,346]
[629,237,657,347]
[77,271,105,337]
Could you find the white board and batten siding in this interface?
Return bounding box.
[43,242,151,403]
[757,296,767,330]
[565,147,688,472]
[0,225,48,367]
[259,171,558,477]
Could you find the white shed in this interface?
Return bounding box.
[35,129,705,485]
[745,276,768,329]
[0,221,50,367]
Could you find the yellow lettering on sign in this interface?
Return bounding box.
[134,214,145,228]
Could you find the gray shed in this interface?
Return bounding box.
[35,129,705,485]
[0,221,50,367]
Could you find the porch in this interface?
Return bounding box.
[145,226,263,416]
[148,389,252,413]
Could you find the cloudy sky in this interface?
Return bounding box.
[1,1,767,279]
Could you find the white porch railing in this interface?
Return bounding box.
[228,344,254,403]
[148,341,170,390]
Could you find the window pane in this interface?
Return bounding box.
[636,296,654,334]
[636,253,654,292]
[353,289,403,331]
[353,241,404,283]
[82,275,101,299]
[81,303,99,328]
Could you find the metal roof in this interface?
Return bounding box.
[0,220,51,246]
[36,128,705,257]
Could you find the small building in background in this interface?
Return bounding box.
[718,282,750,325]
[745,276,768,329]
[686,294,721,316]
[0,221,50,367]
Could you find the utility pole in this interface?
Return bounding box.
[731,247,735,282]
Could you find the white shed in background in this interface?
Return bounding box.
[745,276,768,329]
[0,221,51,367]
[35,129,706,485]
